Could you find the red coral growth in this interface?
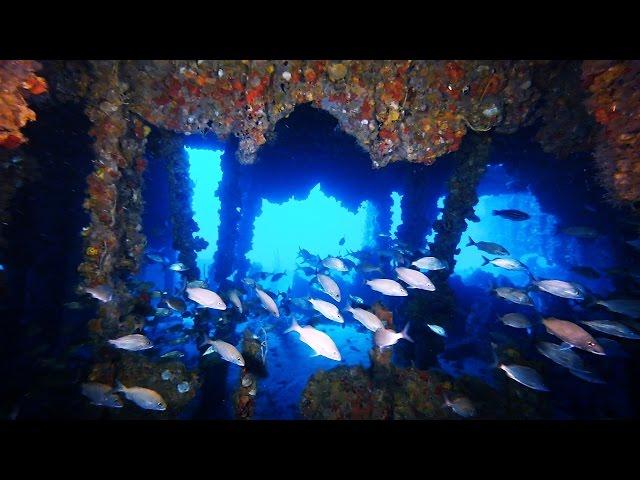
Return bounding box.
[124,60,544,167]
[0,60,48,148]
[583,60,640,204]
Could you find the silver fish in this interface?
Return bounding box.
[411,256,447,271]
[160,350,184,359]
[494,287,533,306]
[533,280,584,300]
[255,287,279,317]
[168,262,189,272]
[309,298,344,323]
[359,261,382,273]
[186,287,226,310]
[482,257,528,271]
[569,369,606,384]
[155,307,171,317]
[114,381,167,411]
[535,341,588,371]
[542,318,605,355]
[349,294,365,305]
[108,334,153,351]
[85,284,114,303]
[443,393,476,417]
[366,278,408,296]
[81,383,123,408]
[426,324,447,337]
[395,267,435,291]
[285,318,341,361]
[228,289,243,314]
[345,306,384,332]
[316,274,341,302]
[466,237,509,255]
[146,253,167,264]
[186,280,208,288]
[498,313,531,329]
[595,299,640,319]
[322,256,348,272]
[374,322,413,348]
[499,364,549,391]
[580,320,640,340]
[203,339,245,366]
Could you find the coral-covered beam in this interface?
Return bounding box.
[161,130,208,281]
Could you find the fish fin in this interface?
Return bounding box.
[490,343,499,369]
[466,237,475,247]
[401,321,414,343]
[526,327,533,337]
[199,333,212,348]
[559,342,573,351]
[492,210,500,216]
[481,256,491,267]
[113,380,125,393]
[284,317,300,334]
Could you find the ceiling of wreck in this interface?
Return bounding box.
[1,59,640,206]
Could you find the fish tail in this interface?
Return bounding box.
[199,333,212,348]
[284,317,300,334]
[492,210,500,216]
[490,342,499,369]
[401,321,414,343]
[481,256,491,267]
[113,380,125,393]
[466,237,475,247]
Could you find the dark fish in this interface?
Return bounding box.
[580,320,640,340]
[560,226,599,239]
[339,236,345,246]
[297,247,318,264]
[569,369,606,384]
[492,209,530,221]
[165,297,186,313]
[499,364,549,391]
[341,257,357,270]
[570,266,601,279]
[536,341,587,371]
[595,299,640,319]
[270,272,287,282]
[594,337,629,358]
[466,237,509,256]
[298,266,317,276]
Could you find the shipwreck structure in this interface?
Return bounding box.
[1,59,639,418]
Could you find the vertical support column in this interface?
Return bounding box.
[396,168,441,251]
[234,166,262,282]
[213,136,241,284]
[406,133,490,369]
[371,193,393,248]
[162,131,208,282]
[430,134,490,271]
[79,60,148,340]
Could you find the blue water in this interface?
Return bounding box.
[127,145,637,420]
